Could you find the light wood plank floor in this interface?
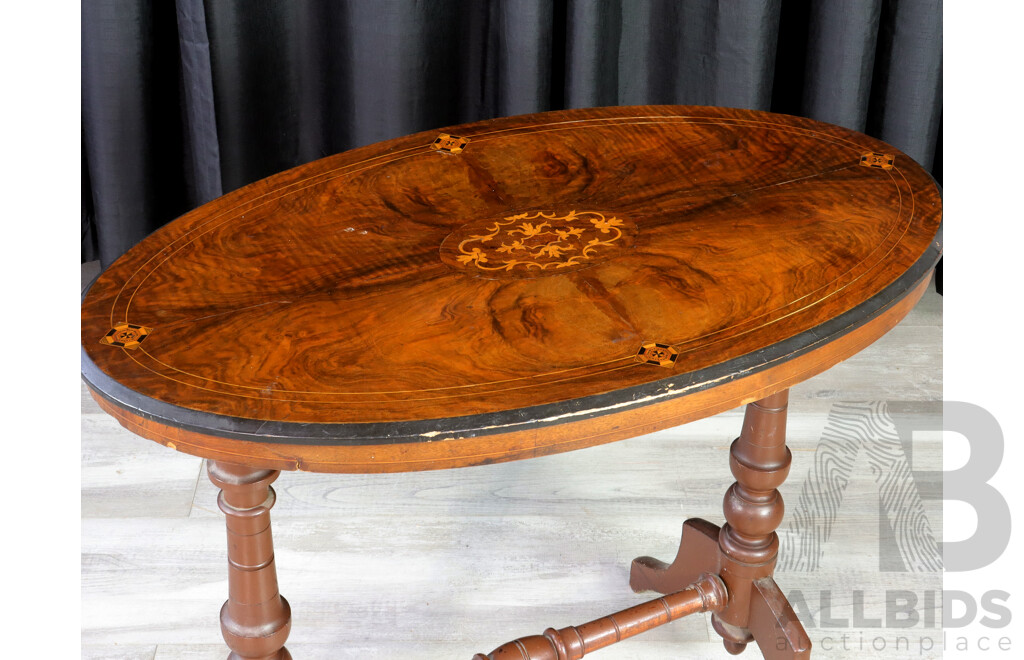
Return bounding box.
[82,262,943,659]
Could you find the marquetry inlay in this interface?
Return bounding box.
[439,210,636,278]
[432,133,470,154]
[860,152,895,170]
[100,323,152,350]
[635,342,678,367]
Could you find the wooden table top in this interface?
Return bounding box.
[81,106,941,473]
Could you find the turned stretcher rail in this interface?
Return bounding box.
[473,573,727,660]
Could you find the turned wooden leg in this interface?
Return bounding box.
[208,461,292,660]
[713,390,807,657]
[631,390,811,659]
[473,574,728,659]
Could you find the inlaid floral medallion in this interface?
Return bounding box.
[440,210,636,278]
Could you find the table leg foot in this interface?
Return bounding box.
[712,616,754,654]
[747,577,811,660]
[227,651,292,660]
[209,461,292,660]
[724,640,748,655]
[630,390,811,659]
[629,518,720,594]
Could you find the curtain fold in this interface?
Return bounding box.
[713,0,782,110]
[867,0,943,167]
[565,0,621,108]
[175,0,224,205]
[82,0,191,265]
[801,0,883,133]
[82,0,942,267]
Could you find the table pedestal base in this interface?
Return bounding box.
[630,390,810,659]
[474,390,810,659]
[209,462,292,660]
[630,520,808,659]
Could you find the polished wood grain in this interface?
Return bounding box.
[88,274,931,473]
[82,105,941,473]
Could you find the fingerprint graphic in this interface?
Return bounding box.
[777,401,941,572]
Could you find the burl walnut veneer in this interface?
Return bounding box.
[82,106,942,659]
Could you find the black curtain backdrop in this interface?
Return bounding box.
[82,0,942,277]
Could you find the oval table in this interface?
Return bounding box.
[81,106,942,659]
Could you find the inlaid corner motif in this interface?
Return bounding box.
[431,133,470,154]
[860,152,895,170]
[635,342,678,367]
[100,323,152,350]
[440,210,636,279]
